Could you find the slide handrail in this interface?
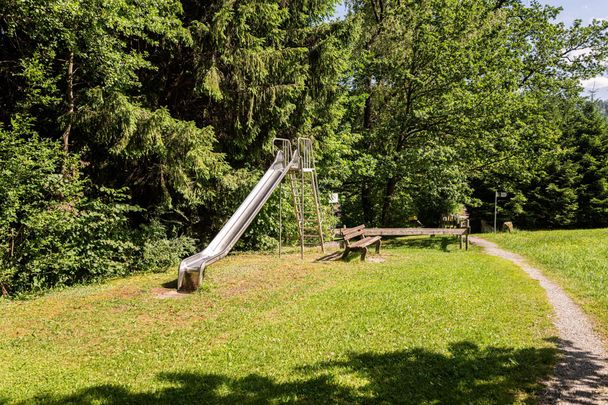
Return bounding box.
[273,138,293,168]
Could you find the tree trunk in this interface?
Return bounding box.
[360,75,374,225]
[361,184,373,225]
[381,177,397,226]
[62,52,74,152]
[363,87,372,130]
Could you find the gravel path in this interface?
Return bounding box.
[470,237,608,404]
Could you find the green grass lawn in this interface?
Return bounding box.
[484,228,608,340]
[0,238,556,404]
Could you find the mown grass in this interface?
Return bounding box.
[484,228,608,339]
[0,238,556,404]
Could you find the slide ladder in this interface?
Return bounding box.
[289,138,325,259]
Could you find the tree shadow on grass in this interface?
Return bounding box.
[31,341,556,404]
[384,236,456,252]
[542,337,608,404]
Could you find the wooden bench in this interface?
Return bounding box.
[339,225,382,261]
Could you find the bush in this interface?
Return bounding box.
[0,120,140,296]
[136,221,197,273]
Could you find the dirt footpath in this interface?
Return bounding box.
[470,237,608,404]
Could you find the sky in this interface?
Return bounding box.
[532,1,608,99]
[536,0,608,25]
[334,0,608,99]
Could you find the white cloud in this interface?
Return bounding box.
[580,76,608,100]
[568,48,592,58]
[562,48,608,69]
[581,76,608,90]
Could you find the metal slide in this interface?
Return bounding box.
[177,141,297,291]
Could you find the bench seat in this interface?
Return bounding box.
[339,225,382,261]
[349,236,382,249]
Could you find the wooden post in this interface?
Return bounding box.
[360,247,368,261]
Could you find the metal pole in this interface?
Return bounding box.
[300,149,305,260]
[494,191,497,233]
[279,181,282,258]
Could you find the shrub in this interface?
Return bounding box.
[0,120,140,296]
[136,221,197,273]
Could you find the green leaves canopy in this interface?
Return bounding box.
[336,0,608,226]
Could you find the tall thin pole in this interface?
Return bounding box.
[494,191,498,233]
[300,152,305,260]
[279,181,282,258]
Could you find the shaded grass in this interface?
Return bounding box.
[383,235,460,251]
[0,239,556,403]
[484,229,608,339]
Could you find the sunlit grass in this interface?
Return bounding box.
[484,228,608,340]
[0,238,556,404]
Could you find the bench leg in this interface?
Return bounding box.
[360,247,368,261]
[459,235,463,249]
[341,247,350,260]
[375,240,381,254]
[466,234,469,250]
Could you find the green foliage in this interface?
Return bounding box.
[76,89,228,211]
[179,0,354,164]
[136,221,197,273]
[570,103,608,226]
[0,120,139,295]
[1,0,354,255]
[472,101,608,229]
[0,118,203,295]
[2,0,188,92]
[1,0,189,137]
[525,157,580,228]
[3,0,608,295]
[336,0,608,226]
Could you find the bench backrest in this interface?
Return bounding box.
[340,224,364,236]
[343,225,366,245]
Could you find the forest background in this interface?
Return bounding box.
[2,0,608,294]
